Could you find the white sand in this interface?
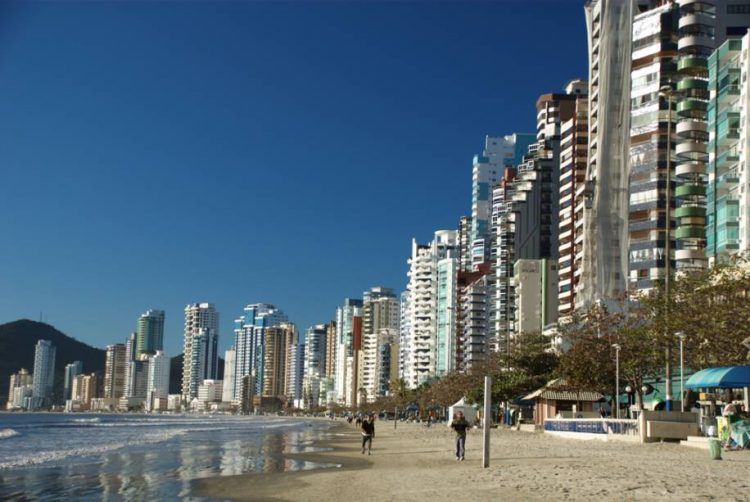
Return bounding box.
[195,420,750,501]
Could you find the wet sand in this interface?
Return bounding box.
[194,420,750,501]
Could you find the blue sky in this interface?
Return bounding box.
[0,1,586,358]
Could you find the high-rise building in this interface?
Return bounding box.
[182,303,219,401]
[303,324,327,408]
[146,350,170,402]
[675,1,750,270]
[493,83,583,349]
[514,259,559,336]
[435,258,458,376]
[31,339,56,410]
[71,373,98,410]
[457,266,491,371]
[261,323,296,398]
[103,343,127,399]
[324,321,336,379]
[457,215,474,273]
[471,134,535,266]
[627,3,680,292]
[285,333,304,407]
[136,309,165,356]
[360,288,399,402]
[233,304,289,400]
[398,290,411,382]
[333,298,363,402]
[222,347,236,403]
[125,353,150,400]
[63,361,83,402]
[402,230,458,387]
[580,0,637,308]
[6,368,32,410]
[558,82,589,317]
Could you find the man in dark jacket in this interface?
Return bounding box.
[450,410,469,461]
[361,414,375,455]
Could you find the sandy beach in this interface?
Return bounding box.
[194,420,750,501]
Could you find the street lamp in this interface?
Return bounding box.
[659,83,675,412]
[613,344,621,419]
[676,332,686,412]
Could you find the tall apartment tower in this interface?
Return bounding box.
[402,230,458,388]
[579,0,636,308]
[182,303,219,401]
[261,323,296,398]
[146,350,170,402]
[103,343,127,399]
[233,304,289,400]
[71,373,98,410]
[514,259,559,335]
[324,321,337,380]
[680,2,750,266]
[457,265,491,371]
[558,81,589,317]
[63,361,83,402]
[360,287,399,402]
[492,168,518,352]
[333,298,363,402]
[398,290,411,382]
[493,84,583,349]
[31,340,56,409]
[222,347,236,403]
[303,324,328,408]
[706,36,749,262]
[471,134,536,266]
[136,309,165,356]
[6,368,33,410]
[285,332,304,407]
[627,3,680,292]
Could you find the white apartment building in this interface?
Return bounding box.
[222,348,236,403]
[182,303,219,401]
[360,287,399,402]
[402,230,458,388]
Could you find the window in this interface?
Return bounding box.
[728,5,750,14]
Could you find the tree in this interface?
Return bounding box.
[465,332,559,406]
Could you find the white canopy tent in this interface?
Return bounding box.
[447,397,477,426]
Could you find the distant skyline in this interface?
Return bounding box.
[0,1,586,356]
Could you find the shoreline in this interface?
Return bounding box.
[194,419,750,501]
[192,418,371,501]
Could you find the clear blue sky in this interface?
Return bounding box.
[0,1,586,358]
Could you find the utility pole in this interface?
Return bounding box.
[482,376,491,468]
[660,84,674,412]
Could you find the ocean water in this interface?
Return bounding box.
[0,413,336,501]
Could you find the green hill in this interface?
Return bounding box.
[0,320,225,405]
[0,319,106,404]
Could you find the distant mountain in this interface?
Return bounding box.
[0,319,226,405]
[0,320,106,404]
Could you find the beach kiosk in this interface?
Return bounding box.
[685,365,750,436]
[447,397,477,426]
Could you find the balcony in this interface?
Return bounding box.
[675,184,706,198]
[675,226,705,239]
[677,98,708,119]
[677,56,708,77]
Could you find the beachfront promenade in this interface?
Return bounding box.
[195,420,750,501]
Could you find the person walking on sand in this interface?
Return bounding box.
[451,410,469,461]
[361,414,375,455]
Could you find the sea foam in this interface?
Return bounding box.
[0,428,19,440]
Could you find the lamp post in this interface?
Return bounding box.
[659,84,675,412]
[676,332,686,412]
[613,344,621,419]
